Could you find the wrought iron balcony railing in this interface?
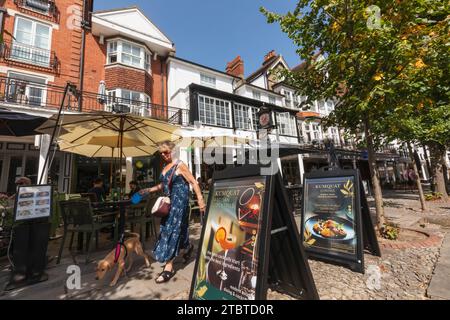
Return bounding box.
[0,40,60,72]
[0,76,189,126]
[14,0,58,20]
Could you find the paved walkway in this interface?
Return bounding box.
[0,190,449,300]
[427,233,450,300]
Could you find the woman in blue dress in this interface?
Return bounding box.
[140,140,206,283]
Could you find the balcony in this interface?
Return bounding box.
[0,75,189,126]
[0,40,60,73]
[14,0,59,22]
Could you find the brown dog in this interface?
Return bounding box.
[95,233,150,286]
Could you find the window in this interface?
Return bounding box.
[122,42,141,68]
[252,90,261,100]
[106,89,150,115]
[24,0,52,15]
[145,52,151,72]
[106,39,151,72]
[234,103,258,131]
[318,100,326,113]
[277,113,297,136]
[12,16,51,66]
[304,122,321,142]
[284,91,293,108]
[330,128,340,144]
[200,74,216,88]
[198,95,231,127]
[269,95,276,104]
[108,41,118,64]
[7,72,47,106]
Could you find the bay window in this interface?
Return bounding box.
[198,95,231,127]
[277,113,297,136]
[234,103,258,131]
[12,16,51,67]
[106,39,152,72]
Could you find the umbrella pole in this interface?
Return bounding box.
[119,116,124,199]
[39,83,72,185]
[110,148,114,194]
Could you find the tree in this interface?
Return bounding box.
[261,0,450,230]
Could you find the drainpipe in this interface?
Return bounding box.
[0,7,7,44]
[78,0,90,112]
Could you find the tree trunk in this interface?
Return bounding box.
[422,144,434,192]
[407,143,427,211]
[428,142,449,201]
[364,120,385,231]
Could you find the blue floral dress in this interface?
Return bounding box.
[153,162,190,263]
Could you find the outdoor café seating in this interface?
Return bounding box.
[125,194,158,248]
[57,199,119,264]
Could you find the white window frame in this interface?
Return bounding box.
[12,16,52,67]
[105,88,151,116]
[277,112,297,136]
[268,95,276,105]
[234,103,258,131]
[198,95,232,127]
[7,71,48,107]
[106,39,152,73]
[252,90,261,100]
[200,74,216,88]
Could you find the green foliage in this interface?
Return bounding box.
[261,0,450,148]
[380,224,400,240]
[424,192,443,201]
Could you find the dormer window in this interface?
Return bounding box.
[106,39,152,73]
[200,74,216,88]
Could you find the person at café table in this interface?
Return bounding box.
[139,140,206,283]
[89,178,106,202]
[128,180,141,199]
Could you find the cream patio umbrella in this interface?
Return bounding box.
[37,112,181,197]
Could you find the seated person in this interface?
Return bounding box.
[88,178,106,202]
[128,180,141,199]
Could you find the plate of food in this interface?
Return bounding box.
[305,216,355,242]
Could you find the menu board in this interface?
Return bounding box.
[302,175,358,256]
[191,176,267,300]
[15,185,53,221]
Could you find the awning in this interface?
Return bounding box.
[0,108,47,137]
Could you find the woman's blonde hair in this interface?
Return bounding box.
[157,140,176,150]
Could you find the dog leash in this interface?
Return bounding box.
[114,233,128,263]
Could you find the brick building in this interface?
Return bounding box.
[0,2,178,193]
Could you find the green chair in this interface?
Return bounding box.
[127,194,158,248]
[57,199,118,264]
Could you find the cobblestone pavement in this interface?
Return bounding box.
[167,190,449,301]
[167,246,440,300]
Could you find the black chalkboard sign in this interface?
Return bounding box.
[301,169,380,273]
[190,165,318,300]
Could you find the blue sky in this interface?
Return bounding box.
[93,0,300,76]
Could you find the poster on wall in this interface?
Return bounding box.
[14,185,53,222]
[191,176,267,300]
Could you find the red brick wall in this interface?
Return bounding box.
[104,64,152,97]
[82,33,106,93]
[0,0,85,86]
[151,55,167,106]
[1,1,169,106]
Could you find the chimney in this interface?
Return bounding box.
[263,50,277,64]
[226,56,245,78]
